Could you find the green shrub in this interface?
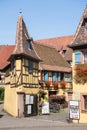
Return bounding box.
[0,87,4,101]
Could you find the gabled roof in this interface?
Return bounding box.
[69,5,87,49]
[33,43,71,72]
[35,35,73,51]
[9,15,40,61]
[0,45,15,70]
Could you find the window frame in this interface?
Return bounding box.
[81,93,87,113]
[75,51,81,64]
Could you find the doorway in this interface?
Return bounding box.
[24,94,38,117]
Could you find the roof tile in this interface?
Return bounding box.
[0,45,15,70]
[33,43,71,72]
[35,35,73,51]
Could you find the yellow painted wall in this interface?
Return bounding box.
[4,57,39,117]
[23,87,39,94]
[72,50,87,123]
[4,85,18,117]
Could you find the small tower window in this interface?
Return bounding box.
[85,22,87,32]
[28,60,33,73]
[11,62,14,71]
[28,42,31,49]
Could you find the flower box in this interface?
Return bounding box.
[53,82,59,89]
[45,81,52,87]
[60,80,66,89]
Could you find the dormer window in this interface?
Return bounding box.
[85,22,87,32]
[28,42,31,49]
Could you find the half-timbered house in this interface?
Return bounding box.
[68,5,87,123]
[4,15,40,117]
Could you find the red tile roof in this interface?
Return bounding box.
[35,35,73,51]
[0,45,15,70]
[0,35,73,71]
[64,48,72,61]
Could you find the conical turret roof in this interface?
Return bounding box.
[9,15,40,61]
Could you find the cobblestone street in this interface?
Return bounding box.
[0,102,87,130]
[0,102,69,122]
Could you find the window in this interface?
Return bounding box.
[28,41,32,49]
[69,74,72,82]
[52,72,56,82]
[81,94,87,112]
[0,75,1,80]
[85,22,87,32]
[28,42,31,49]
[58,72,64,81]
[84,53,87,63]
[58,72,61,81]
[29,61,33,73]
[62,50,66,56]
[44,71,48,81]
[60,72,64,81]
[75,51,81,64]
[10,62,14,71]
[84,95,87,109]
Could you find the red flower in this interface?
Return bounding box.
[53,82,59,88]
[45,81,52,87]
[60,81,66,88]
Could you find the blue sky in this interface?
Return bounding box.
[0,0,87,45]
